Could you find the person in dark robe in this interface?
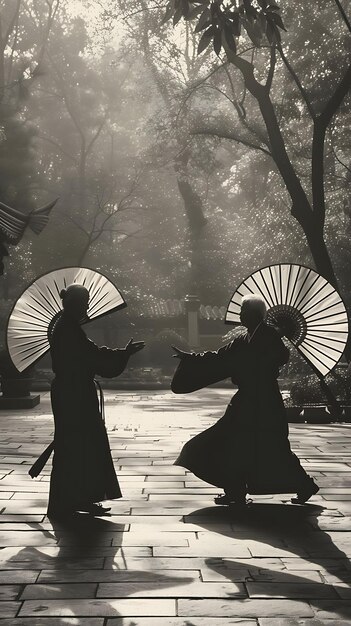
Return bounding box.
[47,284,144,518]
[172,294,319,506]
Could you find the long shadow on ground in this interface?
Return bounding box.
[186,502,351,620]
[5,514,192,623]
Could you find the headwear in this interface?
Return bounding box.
[60,284,90,303]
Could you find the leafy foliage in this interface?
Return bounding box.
[1,0,351,366]
[162,0,286,56]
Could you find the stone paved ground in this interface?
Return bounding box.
[0,388,350,625]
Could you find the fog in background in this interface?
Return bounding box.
[0,0,350,371]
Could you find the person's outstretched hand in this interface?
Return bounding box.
[172,345,192,360]
[125,338,145,355]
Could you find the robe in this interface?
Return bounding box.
[173,323,311,494]
[47,313,129,516]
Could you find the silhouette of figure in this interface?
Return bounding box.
[46,284,144,518]
[172,294,319,505]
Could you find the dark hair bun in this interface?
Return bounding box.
[59,288,67,300]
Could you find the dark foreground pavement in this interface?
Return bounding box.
[0,389,349,625]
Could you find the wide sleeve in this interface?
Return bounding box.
[85,339,130,378]
[260,325,289,371]
[268,327,290,366]
[171,341,236,394]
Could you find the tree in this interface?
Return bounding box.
[27,13,148,269]
[102,0,228,292]
[0,0,60,284]
[162,0,351,293]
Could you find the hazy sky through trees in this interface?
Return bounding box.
[0,0,350,327]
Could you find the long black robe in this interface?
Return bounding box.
[47,313,129,515]
[173,323,311,494]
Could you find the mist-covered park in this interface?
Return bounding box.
[1,0,351,400]
[1,5,351,624]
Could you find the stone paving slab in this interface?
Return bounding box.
[97,581,247,598]
[38,568,202,583]
[177,598,315,617]
[258,620,351,626]
[106,617,257,626]
[0,389,350,622]
[0,616,104,626]
[20,582,98,599]
[19,598,176,617]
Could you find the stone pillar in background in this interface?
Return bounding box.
[184,295,200,350]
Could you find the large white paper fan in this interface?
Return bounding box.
[7,267,126,372]
[225,263,348,377]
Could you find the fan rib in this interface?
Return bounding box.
[303,337,342,356]
[293,271,319,311]
[278,265,283,305]
[14,342,50,358]
[304,301,346,321]
[9,316,49,328]
[88,291,110,315]
[49,282,64,310]
[287,267,302,307]
[257,272,275,307]
[299,343,335,368]
[289,267,311,309]
[11,337,47,348]
[29,292,58,318]
[284,264,293,305]
[306,332,347,344]
[300,288,339,316]
[301,343,339,363]
[13,306,52,325]
[88,283,104,307]
[308,319,348,327]
[296,282,331,314]
[250,274,274,307]
[268,266,279,306]
[237,285,255,298]
[38,287,61,316]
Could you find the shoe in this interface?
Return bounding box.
[214,493,247,506]
[291,480,319,504]
[86,503,111,516]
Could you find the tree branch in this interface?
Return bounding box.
[175,62,228,124]
[191,128,272,156]
[266,45,276,93]
[63,213,89,237]
[38,133,77,162]
[332,147,351,174]
[319,61,351,130]
[278,45,315,119]
[85,110,109,155]
[311,60,351,225]
[334,0,351,33]
[222,63,269,148]
[4,0,21,47]
[226,48,314,226]
[48,51,85,141]
[36,0,61,70]
[6,2,21,85]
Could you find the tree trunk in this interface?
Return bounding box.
[78,143,87,215]
[176,174,208,294]
[176,177,207,232]
[303,221,338,288]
